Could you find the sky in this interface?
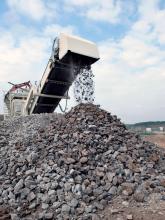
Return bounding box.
[0,0,165,123]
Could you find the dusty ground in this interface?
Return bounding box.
[103,194,165,220]
[1,195,165,220]
[143,134,165,148]
[0,206,11,220]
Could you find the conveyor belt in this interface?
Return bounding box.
[31,52,98,114]
[33,62,72,113]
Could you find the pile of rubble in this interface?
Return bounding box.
[0,104,165,219]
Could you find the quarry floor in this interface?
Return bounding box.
[143,134,165,148]
[102,194,165,220]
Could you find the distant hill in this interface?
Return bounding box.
[128,121,165,128]
[127,121,165,132]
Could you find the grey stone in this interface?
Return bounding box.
[25,169,35,176]
[134,192,145,202]
[27,191,36,202]
[38,212,45,219]
[48,189,55,196]
[85,205,93,213]
[41,194,50,203]
[111,209,120,214]
[42,203,49,210]
[37,175,42,182]
[94,202,104,210]
[43,177,50,183]
[75,175,82,184]
[51,181,59,189]
[92,214,101,220]
[21,187,30,199]
[53,201,61,209]
[80,157,88,163]
[66,157,76,164]
[61,204,71,213]
[70,198,79,208]
[77,207,85,215]
[29,201,36,209]
[11,213,19,220]
[106,172,115,182]
[45,212,54,219]
[8,191,15,200]
[64,182,72,191]
[127,214,133,220]
[14,179,24,193]
[109,186,117,195]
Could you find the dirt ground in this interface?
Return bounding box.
[102,194,165,220]
[1,195,165,220]
[143,134,165,148]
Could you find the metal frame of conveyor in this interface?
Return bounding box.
[24,33,100,115]
[4,81,31,118]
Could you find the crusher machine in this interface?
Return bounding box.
[4,33,100,118]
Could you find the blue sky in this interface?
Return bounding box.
[0,0,165,123]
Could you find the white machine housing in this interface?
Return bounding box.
[59,33,100,61]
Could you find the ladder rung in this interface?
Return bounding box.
[34,93,70,99]
[36,103,56,107]
[46,79,72,86]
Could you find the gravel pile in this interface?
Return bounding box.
[0,103,165,220]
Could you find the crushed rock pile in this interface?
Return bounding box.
[0,104,165,220]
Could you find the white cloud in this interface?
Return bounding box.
[0,32,47,83]
[0,24,76,77]
[0,0,165,123]
[94,41,165,123]
[65,0,123,23]
[44,24,76,39]
[65,0,94,7]
[91,0,165,123]
[73,0,165,122]
[6,0,56,21]
[137,0,165,45]
[0,24,77,84]
[120,36,165,68]
[86,0,122,23]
